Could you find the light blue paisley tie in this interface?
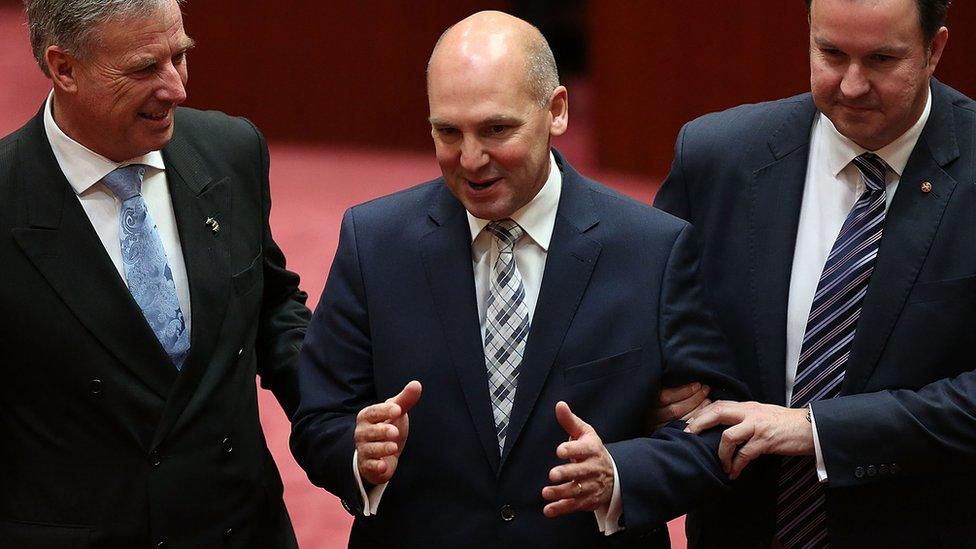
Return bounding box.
[102,164,190,370]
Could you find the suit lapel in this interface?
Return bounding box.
[502,155,601,467]
[748,98,818,405]
[11,112,177,399]
[843,84,960,394]
[421,186,502,474]
[150,126,234,448]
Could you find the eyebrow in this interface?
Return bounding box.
[813,36,910,56]
[127,38,196,71]
[428,115,522,126]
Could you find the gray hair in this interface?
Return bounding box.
[428,21,560,108]
[24,0,184,77]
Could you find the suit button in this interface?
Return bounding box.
[150,450,161,469]
[221,436,234,455]
[866,465,877,477]
[879,464,889,475]
[854,466,865,478]
[156,542,168,549]
[223,527,234,542]
[238,347,244,357]
[89,379,103,399]
[500,505,515,521]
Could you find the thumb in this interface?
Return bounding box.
[555,401,588,439]
[390,380,423,415]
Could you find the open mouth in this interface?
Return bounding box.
[468,177,501,190]
[139,110,170,122]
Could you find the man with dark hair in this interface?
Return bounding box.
[291,10,747,548]
[0,0,309,546]
[655,0,976,546]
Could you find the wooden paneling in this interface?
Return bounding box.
[590,1,976,178]
[182,1,508,150]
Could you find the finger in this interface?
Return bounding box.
[718,422,755,474]
[355,422,397,443]
[358,402,400,424]
[658,382,702,406]
[541,480,582,502]
[389,380,423,414]
[681,396,714,422]
[555,439,597,462]
[555,401,590,439]
[549,461,594,484]
[357,441,399,460]
[359,458,389,477]
[729,439,764,480]
[685,401,744,434]
[543,498,582,518]
[659,386,710,423]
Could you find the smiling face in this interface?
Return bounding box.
[50,0,194,162]
[809,0,947,151]
[427,17,567,221]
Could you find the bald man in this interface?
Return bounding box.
[291,12,746,547]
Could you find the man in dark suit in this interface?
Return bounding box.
[0,1,309,546]
[655,0,976,546]
[290,10,747,548]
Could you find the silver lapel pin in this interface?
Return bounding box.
[205,216,220,234]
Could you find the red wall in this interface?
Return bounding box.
[181,2,508,151]
[590,1,976,178]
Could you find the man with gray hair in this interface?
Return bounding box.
[0,0,309,546]
[290,10,747,548]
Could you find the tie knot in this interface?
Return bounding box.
[102,164,147,201]
[485,219,524,251]
[851,153,887,192]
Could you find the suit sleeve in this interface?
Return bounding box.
[290,208,375,512]
[606,223,749,532]
[812,370,976,487]
[247,119,311,419]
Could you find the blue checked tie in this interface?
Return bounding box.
[102,165,190,370]
[775,153,888,548]
[484,219,530,454]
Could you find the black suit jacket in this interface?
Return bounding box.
[290,151,749,548]
[0,106,310,548]
[655,80,976,548]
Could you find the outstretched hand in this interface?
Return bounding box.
[542,401,614,518]
[354,380,423,486]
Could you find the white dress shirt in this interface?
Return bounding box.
[787,88,931,481]
[354,152,624,534]
[43,91,191,332]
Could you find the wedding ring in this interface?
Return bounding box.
[575,481,583,496]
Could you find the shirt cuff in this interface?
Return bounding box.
[594,451,624,535]
[352,450,388,515]
[809,405,828,483]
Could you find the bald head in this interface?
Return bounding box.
[428,11,559,108]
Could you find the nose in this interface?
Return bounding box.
[459,137,488,172]
[839,63,870,99]
[157,63,188,105]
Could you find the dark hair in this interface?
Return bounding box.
[804,0,951,43]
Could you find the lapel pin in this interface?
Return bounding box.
[205,217,220,234]
[920,181,932,193]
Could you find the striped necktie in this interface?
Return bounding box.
[102,164,191,370]
[483,219,530,454]
[775,153,888,548]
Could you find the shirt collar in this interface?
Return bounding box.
[466,150,561,252]
[820,83,932,178]
[43,90,166,196]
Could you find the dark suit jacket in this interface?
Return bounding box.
[0,106,310,548]
[655,79,976,548]
[290,151,748,548]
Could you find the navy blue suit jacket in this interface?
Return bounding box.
[655,80,976,548]
[291,151,748,548]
